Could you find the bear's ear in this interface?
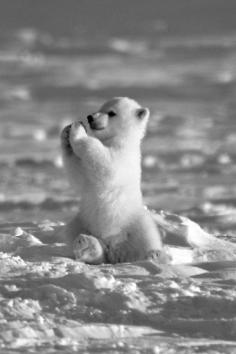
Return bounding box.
[136,107,150,120]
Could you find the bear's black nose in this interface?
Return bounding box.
[87,115,94,124]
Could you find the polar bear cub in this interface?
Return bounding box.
[61,97,164,263]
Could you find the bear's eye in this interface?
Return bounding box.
[107,110,116,118]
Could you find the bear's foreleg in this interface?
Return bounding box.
[69,122,111,177]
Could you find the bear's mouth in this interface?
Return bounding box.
[88,114,108,131]
[89,121,106,131]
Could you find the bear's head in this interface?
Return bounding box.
[86,97,150,146]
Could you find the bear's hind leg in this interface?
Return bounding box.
[126,211,169,263]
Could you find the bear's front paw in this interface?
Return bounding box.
[70,122,87,144]
[61,124,73,154]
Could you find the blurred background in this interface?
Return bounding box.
[1,0,236,231]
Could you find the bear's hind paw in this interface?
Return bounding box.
[73,234,105,265]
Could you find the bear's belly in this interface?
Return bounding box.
[79,188,141,239]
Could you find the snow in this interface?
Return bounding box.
[0,220,236,353]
